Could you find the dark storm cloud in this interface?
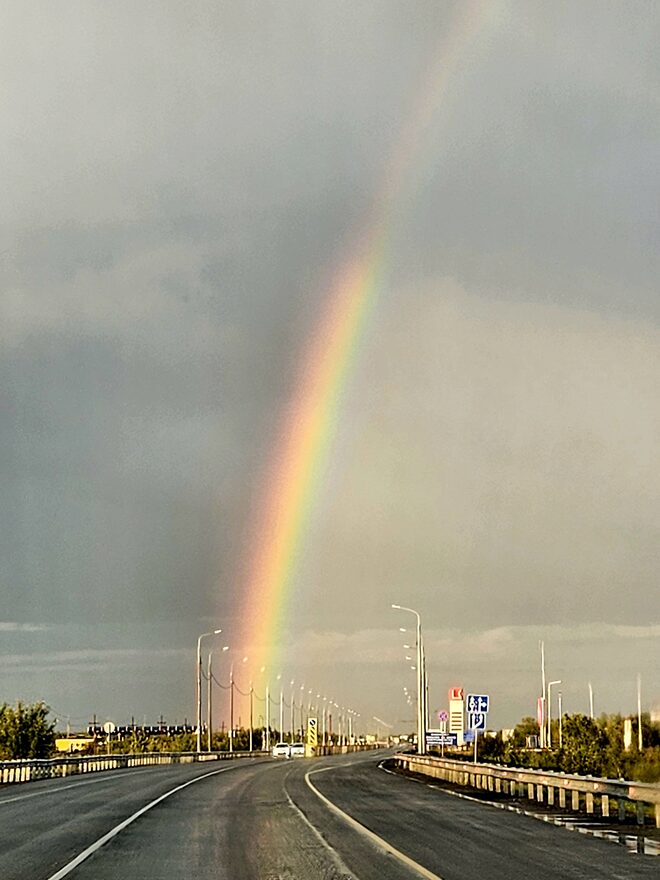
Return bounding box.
[1,1,658,725]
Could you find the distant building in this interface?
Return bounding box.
[55,736,95,753]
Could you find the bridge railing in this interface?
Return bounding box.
[0,750,267,785]
[394,752,660,828]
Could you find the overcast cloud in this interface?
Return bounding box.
[1,1,658,730]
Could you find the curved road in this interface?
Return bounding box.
[0,751,656,879]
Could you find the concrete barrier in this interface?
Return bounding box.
[393,753,660,828]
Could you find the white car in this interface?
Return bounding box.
[272,742,290,758]
[289,742,305,758]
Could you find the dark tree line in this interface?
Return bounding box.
[475,713,660,782]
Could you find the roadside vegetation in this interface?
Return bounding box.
[0,701,55,759]
[474,713,660,783]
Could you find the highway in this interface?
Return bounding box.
[0,750,656,879]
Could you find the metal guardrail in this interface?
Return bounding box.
[0,750,267,785]
[0,743,382,786]
[394,753,660,828]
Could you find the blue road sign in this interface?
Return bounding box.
[468,712,487,730]
[466,694,490,714]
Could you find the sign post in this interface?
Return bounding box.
[306,716,318,757]
[437,710,449,756]
[466,694,490,764]
[103,721,116,755]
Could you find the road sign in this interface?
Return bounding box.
[307,717,318,748]
[438,710,449,722]
[448,687,464,701]
[467,712,487,730]
[466,694,489,714]
[426,732,457,747]
[102,721,116,735]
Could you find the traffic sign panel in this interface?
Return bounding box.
[466,694,490,714]
[426,732,457,747]
[468,712,487,730]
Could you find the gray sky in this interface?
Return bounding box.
[2,1,659,732]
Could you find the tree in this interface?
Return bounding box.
[0,701,56,759]
[558,714,607,776]
[502,716,540,767]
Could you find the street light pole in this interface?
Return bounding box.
[539,640,546,749]
[196,628,221,753]
[392,604,425,755]
[637,673,643,751]
[207,652,213,752]
[249,680,253,752]
[547,680,561,748]
[229,661,234,753]
[265,681,270,753]
[227,653,247,754]
[207,645,229,752]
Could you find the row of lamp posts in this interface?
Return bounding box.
[392,604,427,755]
[196,629,359,753]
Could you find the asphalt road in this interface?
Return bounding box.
[0,751,656,879]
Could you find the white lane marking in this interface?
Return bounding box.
[0,768,158,806]
[45,766,233,880]
[283,769,356,879]
[305,765,445,880]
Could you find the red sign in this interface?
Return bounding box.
[448,687,464,701]
[537,696,545,727]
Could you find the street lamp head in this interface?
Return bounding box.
[213,628,222,634]
[391,603,402,609]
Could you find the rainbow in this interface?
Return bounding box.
[235,0,496,673]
